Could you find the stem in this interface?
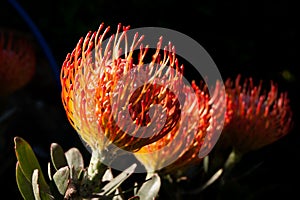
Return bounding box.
[80,150,108,197]
[87,150,107,183]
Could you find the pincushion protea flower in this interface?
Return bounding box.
[60,23,196,156]
[135,80,226,173]
[0,29,36,96]
[223,74,293,153]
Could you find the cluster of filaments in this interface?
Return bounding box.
[61,23,221,170]
[224,74,293,152]
[135,80,226,172]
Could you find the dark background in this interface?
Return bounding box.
[0,0,299,199]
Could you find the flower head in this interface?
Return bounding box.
[61,23,191,153]
[0,29,36,96]
[61,23,226,173]
[223,74,293,153]
[134,80,226,173]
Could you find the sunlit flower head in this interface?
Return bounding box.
[223,74,293,153]
[135,80,226,173]
[61,23,203,154]
[0,29,36,96]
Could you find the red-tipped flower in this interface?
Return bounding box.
[135,80,226,173]
[61,23,226,173]
[61,23,190,153]
[223,74,293,153]
[0,29,36,96]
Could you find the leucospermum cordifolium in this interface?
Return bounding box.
[135,80,226,173]
[60,22,225,174]
[60,23,183,153]
[205,74,294,181]
[222,74,293,154]
[0,29,36,96]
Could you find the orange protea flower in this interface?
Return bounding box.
[61,23,199,155]
[134,80,226,173]
[223,74,293,153]
[0,29,36,96]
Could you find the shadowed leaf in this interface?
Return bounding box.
[50,143,68,171]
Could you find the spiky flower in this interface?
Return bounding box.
[0,29,36,96]
[134,80,226,173]
[61,23,201,157]
[223,74,293,153]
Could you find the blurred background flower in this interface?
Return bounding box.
[0,29,36,97]
[222,74,293,154]
[200,74,295,200]
[0,28,36,187]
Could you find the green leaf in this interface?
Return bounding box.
[65,147,84,180]
[98,163,137,196]
[14,136,50,193]
[50,143,68,171]
[53,166,70,195]
[136,173,161,200]
[16,162,35,200]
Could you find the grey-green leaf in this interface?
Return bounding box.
[32,169,55,200]
[53,166,70,195]
[128,196,140,200]
[99,163,137,196]
[65,148,84,179]
[32,169,42,200]
[16,162,35,200]
[136,173,161,200]
[50,143,68,171]
[200,168,223,191]
[48,162,52,181]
